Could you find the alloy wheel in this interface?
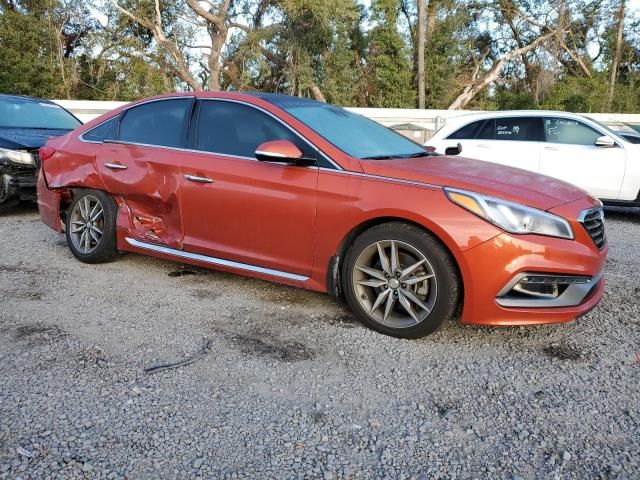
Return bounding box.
[69,195,104,254]
[352,240,438,329]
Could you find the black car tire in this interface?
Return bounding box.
[65,189,119,263]
[342,222,461,339]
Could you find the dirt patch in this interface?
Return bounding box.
[191,289,220,301]
[542,344,584,361]
[0,264,38,274]
[12,323,66,345]
[230,333,314,362]
[315,313,359,329]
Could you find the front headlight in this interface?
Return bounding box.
[0,147,35,165]
[445,187,574,239]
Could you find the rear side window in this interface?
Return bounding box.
[544,118,601,146]
[118,99,192,148]
[493,117,540,141]
[194,100,316,159]
[447,120,485,140]
[83,116,118,142]
[446,117,539,141]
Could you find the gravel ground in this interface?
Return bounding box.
[0,204,638,479]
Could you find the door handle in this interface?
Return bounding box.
[104,163,127,170]
[544,146,559,151]
[184,174,214,184]
[476,144,491,148]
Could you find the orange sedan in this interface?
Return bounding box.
[37,92,607,338]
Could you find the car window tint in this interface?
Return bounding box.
[493,117,539,141]
[447,120,484,140]
[476,120,494,140]
[195,100,316,159]
[544,118,600,145]
[83,116,118,142]
[119,99,191,148]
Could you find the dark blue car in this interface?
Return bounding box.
[0,94,82,205]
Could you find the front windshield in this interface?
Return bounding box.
[279,102,427,159]
[0,98,81,129]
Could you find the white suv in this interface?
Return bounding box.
[428,111,639,205]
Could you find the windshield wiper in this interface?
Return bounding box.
[361,154,396,160]
[405,151,432,158]
[361,151,432,160]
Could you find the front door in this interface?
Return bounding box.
[539,117,626,199]
[179,99,319,277]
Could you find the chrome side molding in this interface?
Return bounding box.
[124,237,309,282]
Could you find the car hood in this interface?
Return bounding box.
[360,155,589,211]
[0,128,71,150]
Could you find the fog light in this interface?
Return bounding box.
[511,275,591,300]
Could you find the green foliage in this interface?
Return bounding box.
[365,0,415,107]
[1,0,640,111]
[0,9,58,97]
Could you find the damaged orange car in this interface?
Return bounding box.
[37,93,607,338]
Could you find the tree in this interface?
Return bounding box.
[365,0,415,107]
[607,0,626,109]
[417,0,426,108]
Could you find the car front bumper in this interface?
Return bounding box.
[0,160,37,202]
[458,197,607,326]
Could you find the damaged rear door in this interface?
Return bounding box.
[95,97,194,249]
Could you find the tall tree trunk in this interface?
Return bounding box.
[417,0,426,109]
[607,0,625,110]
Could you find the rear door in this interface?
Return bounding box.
[94,97,194,249]
[539,117,626,199]
[179,99,319,277]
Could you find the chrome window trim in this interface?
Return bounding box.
[125,237,309,282]
[79,95,342,170]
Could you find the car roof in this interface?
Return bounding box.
[0,93,57,104]
[445,110,585,123]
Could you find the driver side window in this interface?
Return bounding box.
[544,118,601,146]
[195,100,316,160]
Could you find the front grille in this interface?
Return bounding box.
[580,208,606,250]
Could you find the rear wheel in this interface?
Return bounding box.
[343,223,460,339]
[65,190,118,263]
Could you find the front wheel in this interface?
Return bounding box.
[343,223,461,339]
[65,190,118,263]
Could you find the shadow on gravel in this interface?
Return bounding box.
[0,201,38,217]
[542,343,585,361]
[10,323,66,345]
[604,206,640,223]
[230,332,314,362]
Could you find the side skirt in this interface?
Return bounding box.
[123,237,310,282]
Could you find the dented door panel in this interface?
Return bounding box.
[96,143,183,249]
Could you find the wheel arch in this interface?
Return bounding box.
[327,215,465,303]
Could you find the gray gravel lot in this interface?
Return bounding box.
[1,204,639,479]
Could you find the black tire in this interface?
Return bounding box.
[342,222,461,339]
[65,189,118,264]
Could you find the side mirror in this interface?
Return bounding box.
[445,143,463,156]
[595,135,616,148]
[255,140,316,166]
